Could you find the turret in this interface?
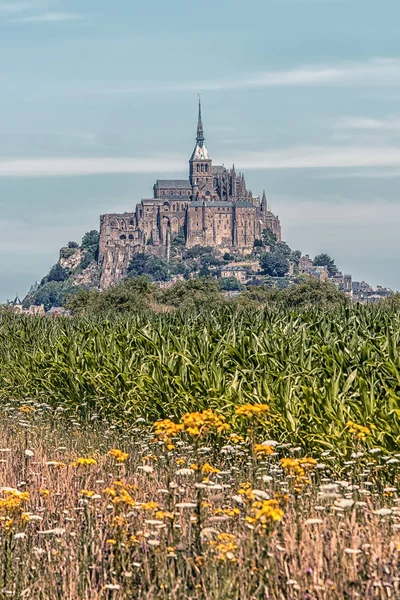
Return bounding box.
[189,97,213,196]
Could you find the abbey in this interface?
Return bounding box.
[99,101,281,288]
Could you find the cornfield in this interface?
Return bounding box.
[1,306,400,453]
[1,307,400,598]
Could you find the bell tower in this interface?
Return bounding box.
[189,97,213,197]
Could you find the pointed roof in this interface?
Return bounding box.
[196,97,205,147]
[190,96,210,161]
[13,294,22,306]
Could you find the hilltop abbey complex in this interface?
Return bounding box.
[99,100,281,287]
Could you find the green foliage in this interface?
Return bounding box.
[59,247,76,260]
[47,263,68,283]
[1,304,400,454]
[260,252,289,277]
[81,230,100,260]
[128,253,169,282]
[28,281,78,311]
[283,277,347,308]
[261,229,277,248]
[219,277,242,291]
[66,276,158,316]
[314,253,338,277]
[68,241,79,249]
[160,278,221,310]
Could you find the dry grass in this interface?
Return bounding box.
[0,401,399,599]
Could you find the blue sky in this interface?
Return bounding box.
[1,0,400,301]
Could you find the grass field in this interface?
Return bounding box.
[1,307,400,598]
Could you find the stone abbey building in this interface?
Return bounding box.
[99,101,281,287]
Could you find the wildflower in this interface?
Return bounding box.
[108,449,129,463]
[334,498,354,510]
[248,499,284,524]
[230,434,245,444]
[235,404,269,417]
[254,444,274,457]
[106,539,117,545]
[80,490,96,498]
[19,406,34,414]
[201,463,220,474]
[39,489,50,497]
[138,465,154,474]
[24,449,34,457]
[140,502,159,511]
[46,461,66,468]
[346,421,371,440]
[71,457,97,467]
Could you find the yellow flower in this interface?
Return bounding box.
[201,463,220,474]
[106,538,117,545]
[80,489,96,498]
[71,457,97,467]
[346,421,371,440]
[19,405,34,413]
[140,501,159,511]
[235,404,269,418]
[39,488,50,497]
[248,499,284,524]
[254,444,274,457]
[108,449,129,462]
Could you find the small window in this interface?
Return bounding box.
[129,234,134,240]
[120,234,126,240]
[130,219,134,225]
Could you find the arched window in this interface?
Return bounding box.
[129,234,134,240]
[130,219,134,226]
[197,164,200,173]
[120,234,126,240]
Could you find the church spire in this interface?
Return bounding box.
[261,190,268,211]
[196,96,205,147]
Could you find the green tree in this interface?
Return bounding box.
[219,277,242,291]
[47,263,68,283]
[313,253,338,277]
[66,276,158,315]
[81,230,100,260]
[260,253,289,277]
[30,281,78,311]
[128,253,169,282]
[261,229,277,248]
[160,278,222,310]
[68,241,79,248]
[273,241,292,257]
[282,277,347,308]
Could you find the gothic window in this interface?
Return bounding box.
[129,234,134,240]
[197,165,200,173]
[120,235,126,240]
[130,219,134,225]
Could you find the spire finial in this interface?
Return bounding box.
[196,94,205,147]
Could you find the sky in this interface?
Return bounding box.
[1,0,400,301]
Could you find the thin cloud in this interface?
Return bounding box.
[335,116,400,131]
[4,145,400,177]
[89,58,400,95]
[14,11,82,22]
[0,1,37,14]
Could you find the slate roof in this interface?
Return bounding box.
[235,201,255,208]
[212,165,226,174]
[155,180,191,189]
[190,201,234,208]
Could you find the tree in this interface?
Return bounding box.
[68,241,79,248]
[160,278,222,310]
[260,253,289,277]
[223,253,233,261]
[66,277,158,315]
[313,253,338,277]
[47,263,68,283]
[261,229,277,248]
[29,281,78,311]
[128,253,169,282]
[282,277,347,308]
[219,277,242,291]
[273,241,292,258]
[81,230,100,260]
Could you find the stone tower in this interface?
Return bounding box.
[189,98,214,198]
